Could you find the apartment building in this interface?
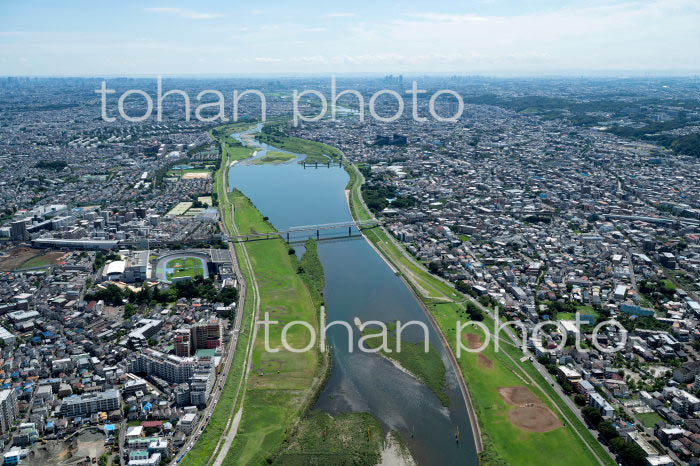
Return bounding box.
[61,390,120,417]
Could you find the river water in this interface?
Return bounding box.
[228,125,477,465]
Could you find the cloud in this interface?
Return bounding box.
[340,0,700,70]
[323,12,357,18]
[404,13,488,23]
[144,7,223,20]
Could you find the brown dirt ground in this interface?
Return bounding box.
[507,405,563,433]
[182,172,211,179]
[477,354,493,368]
[464,333,483,349]
[499,386,540,406]
[499,386,562,433]
[0,247,40,271]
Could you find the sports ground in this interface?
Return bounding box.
[154,253,210,282]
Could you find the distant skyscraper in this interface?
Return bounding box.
[10,219,29,241]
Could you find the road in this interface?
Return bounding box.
[176,141,263,466]
[168,222,247,465]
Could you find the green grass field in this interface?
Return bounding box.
[253,151,296,165]
[18,254,53,269]
[636,411,663,428]
[165,257,205,280]
[221,190,324,466]
[558,306,599,322]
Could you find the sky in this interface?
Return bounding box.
[1,0,699,76]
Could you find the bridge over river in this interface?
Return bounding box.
[231,219,380,242]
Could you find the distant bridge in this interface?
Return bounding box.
[232,219,380,242]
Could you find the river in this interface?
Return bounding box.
[228,125,478,465]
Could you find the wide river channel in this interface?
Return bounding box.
[229,125,478,465]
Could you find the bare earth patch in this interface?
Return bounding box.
[498,386,562,433]
[507,406,562,433]
[182,171,211,179]
[464,333,482,349]
[477,354,493,369]
[499,386,540,406]
[0,247,40,271]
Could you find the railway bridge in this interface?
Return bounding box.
[231,219,380,242]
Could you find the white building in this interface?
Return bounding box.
[61,390,120,417]
[0,389,19,435]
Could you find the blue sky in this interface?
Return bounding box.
[1,0,699,76]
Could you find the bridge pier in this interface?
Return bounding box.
[286,232,290,242]
[327,161,330,168]
[303,162,305,169]
[316,230,319,239]
[315,162,318,168]
[348,226,351,237]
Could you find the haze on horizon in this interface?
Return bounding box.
[1,0,699,77]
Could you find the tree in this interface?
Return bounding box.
[465,301,484,321]
[598,420,619,442]
[123,304,137,319]
[582,406,602,428]
[574,394,587,406]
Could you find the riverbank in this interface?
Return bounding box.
[219,190,326,465]
[258,122,343,164]
[343,160,615,466]
[360,321,450,407]
[268,411,384,465]
[380,432,417,466]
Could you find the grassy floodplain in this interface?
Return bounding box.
[221,191,326,465]
[258,122,343,164]
[343,160,616,466]
[268,411,383,466]
[252,151,296,165]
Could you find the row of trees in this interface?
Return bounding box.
[87,277,239,317]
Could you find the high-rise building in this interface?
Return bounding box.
[191,319,222,351]
[10,219,29,241]
[189,358,216,406]
[0,389,18,435]
[174,329,192,357]
[128,349,197,384]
